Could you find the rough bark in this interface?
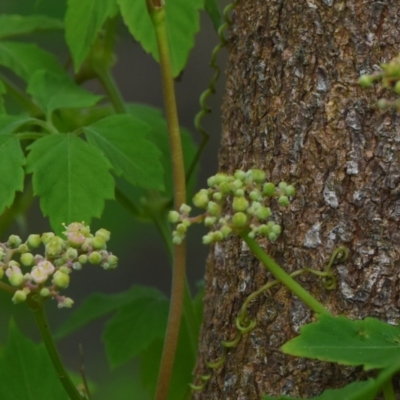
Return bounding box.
[193,0,400,398]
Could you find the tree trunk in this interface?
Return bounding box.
[192,0,400,398]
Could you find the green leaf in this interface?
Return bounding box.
[102,288,169,368]
[0,320,67,400]
[281,314,400,370]
[26,133,114,231]
[127,104,197,197]
[27,70,103,117]
[0,135,25,214]
[0,41,64,82]
[84,114,164,191]
[0,81,5,115]
[140,316,194,400]
[0,14,63,39]
[55,286,164,339]
[65,0,118,71]
[204,0,221,31]
[118,0,202,77]
[0,115,35,134]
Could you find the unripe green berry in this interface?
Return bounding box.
[181,219,191,228]
[285,185,296,197]
[12,289,27,304]
[232,196,249,212]
[107,255,118,268]
[41,232,55,245]
[20,253,34,267]
[168,211,180,223]
[268,232,278,242]
[212,231,224,242]
[219,181,231,194]
[88,251,102,264]
[220,225,232,237]
[176,224,187,234]
[40,288,50,297]
[271,224,282,235]
[212,192,222,201]
[7,235,22,248]
[231,179,243,190]
[59,266,70,275]
[193,189,209,209]
[278,196,290,206]
[214,173,229,184]
[232,212,248,227]
[9,271,24,287]
[52,270,70,288]
[27,234,41,248]
[263,182,275,196]
[235,189,244,197]
[249,190,261,201]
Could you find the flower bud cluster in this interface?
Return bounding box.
[359,54,400,111]
[168,169,295,245]
[0,222,118,308]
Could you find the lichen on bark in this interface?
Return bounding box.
[193,0,400,398]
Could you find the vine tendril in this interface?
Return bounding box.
[185,0,239,183]
[190,246,349,392]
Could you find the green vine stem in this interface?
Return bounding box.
[382,379,396,400]
[147,2,188,399]
[27,298,84,400]
[241,233,329,315]
[188,0,239,183]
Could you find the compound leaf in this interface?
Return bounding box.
[0,41,64,82]
[282,314,400,370]
[0,320,67,400]
[26,133,114,231]
[27,70,103,117]
[0,135,25,214]
[0,14,63,39]
[84,114,164,191]
[65,0,118,71]
[118,0,202,77]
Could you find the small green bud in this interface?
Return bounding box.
[278,196,290,207]
[247,169,266,183]
[52,270,70,288]
[168,211,180,223]
[45,236,64,257]
[92,235,106,250]
[231,179,243,190]
[181,219,191,228]
[192,189,209,209]
[8,260,20,268]
[107,255,118,269]
[234,189,244,197]
[58,297,74,308]
[220,225,232,237]
[271,224,282,235]
[179,204,192,215]
[212,231,224,241]
[12,289,28,304]
[263,182,276,196]
[7,235,22,248]
[219,181,231,194]
[59,266,70,275]
[268,232,279,242]
[249,190,261,201]
[40,288,50,297]
[7,268,24,287]
[285,185,296,197]
[204,216,216,226]
[256,206,272,220]
[212,192,222,201]
[27,234,42,248]
[88,251,102,264]
[358,74,374,88]
[72,262,82,270]
[234,170,246,180]
[377,99,388,109]
[176,224,187,234]
[232,196,249,212]
[20,253,34,267]
[232,212,248,227]
[41,232,55,245]
[207,201,221,216]
[65,247,78,260]
[395,80,400,95]
[202,234,213,245]
[95,228,111,242]
[214,173,229,184]
[278,182,288,190]
[172,235,183,245]
[78,254,88,264]
[18,244,29,254]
